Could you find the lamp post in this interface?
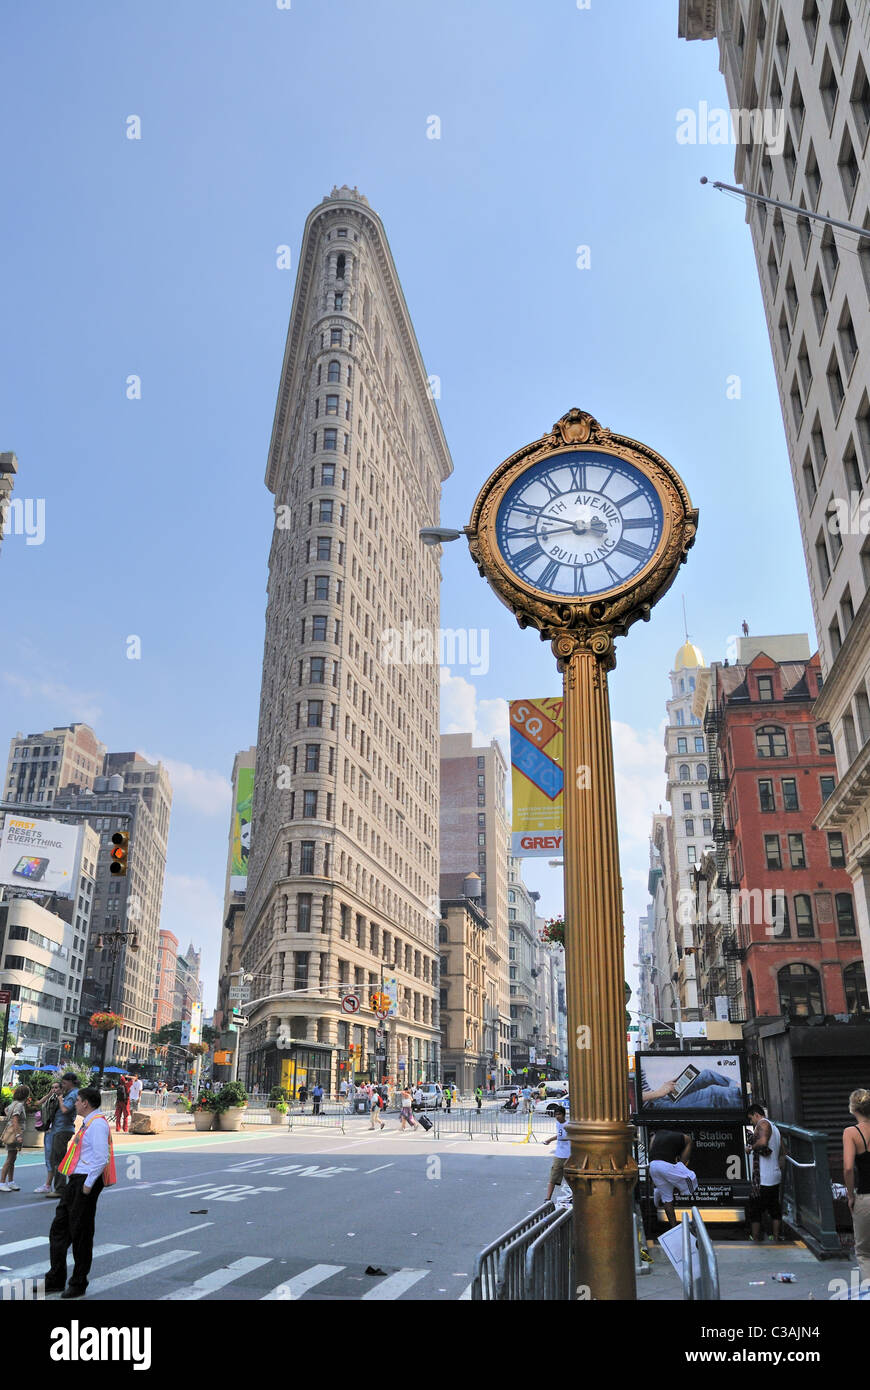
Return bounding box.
[453,407,697,1299]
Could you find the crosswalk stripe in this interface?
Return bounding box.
[0,1237,47,1256]
[261,1264,345,1300]
[458,1282,473,1300]
[361,1268,428,1300]
[9,1244,128,1282]
[162,1255,272,1300]
[83,1248,197,1295]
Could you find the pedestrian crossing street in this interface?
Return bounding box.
[0,1236,474,1301]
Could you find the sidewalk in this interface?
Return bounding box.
[637,1237,854,1301]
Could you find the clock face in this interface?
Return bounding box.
[494,450,664,598]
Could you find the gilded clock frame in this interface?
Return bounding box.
[467,408,698,668]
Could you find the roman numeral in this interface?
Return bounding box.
[538,474,561,498]
[614,538,650,562]
[538,560,562,590]
[574,567,587,595]
[618,488,644,507]
[621,517,653,530]
[512,543,543,569]
[603,561,621,585]
[598,469,616,495]
[512,500,541,518]
[568,462,587,491]
[506,525,538,539]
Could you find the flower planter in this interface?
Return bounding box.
[193,1110,215,1131]
[270,1109,288,1125]
[22,1116,44,1149]
[216,1106,246,1132]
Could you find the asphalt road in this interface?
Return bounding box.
[0,1123,551,1301]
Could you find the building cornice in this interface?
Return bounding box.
[677,0,717,41]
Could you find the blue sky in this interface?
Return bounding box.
[0,1,815,1004]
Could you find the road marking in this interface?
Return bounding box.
[365,1164,395,1174]
[83,1249,197,1295]
[138,1222,215,1247]
[162,1255,272,1300]
[458,1283,473,1300]
[154,1183,285,1203]
[361,1268,428,1300]
[261,1264,345,1300]
[0,1237,47,1256]
[9,1244,128,1282]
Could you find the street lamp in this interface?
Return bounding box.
[94,928,140,1076]
[419,526,464,545]
[458,407,697,1299]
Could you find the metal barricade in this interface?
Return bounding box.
[679,1207,720,1301]
[494,1108,540,1142]
[287,1105,345,1134]
[433,1107,497,1140]
[777,1122,839,1254]
[472,1203,556,1300]
[524,1205,574,1300]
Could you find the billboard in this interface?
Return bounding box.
[0,816,82,898]
[509,699,564,857]
[635,1051,745,1118]
[230,767,254,892]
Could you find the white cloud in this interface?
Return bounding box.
[439,670,509,754]
[141,754,232,817]
[612,720,668,852]
[2,672,103,725]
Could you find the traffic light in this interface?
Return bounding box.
[63,1042,71,1053]
[109,831,129,876]
[348,1044,356,1055]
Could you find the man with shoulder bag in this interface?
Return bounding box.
[45,1073,79,1197]
[44,1087,117,1299]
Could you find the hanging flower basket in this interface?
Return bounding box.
[188,1042,209,1056]
[90,1011,125,1032]
[538,916,565,948]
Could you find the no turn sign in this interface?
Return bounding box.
[341,993,361,1015]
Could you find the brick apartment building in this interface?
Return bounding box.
[696,635,870,1156]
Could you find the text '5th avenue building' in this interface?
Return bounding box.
[241,187,453,1094]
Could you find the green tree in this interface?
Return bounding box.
[151,1021,216,1047]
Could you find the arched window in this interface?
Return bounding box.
[336,253,346,279]
[697,763,708,780]
[757,724,788,758]
[844,961,868,1013]
[746,971,756,1019]
[778,962,823,1018]
[327,360,341,383]
[438,924,448,944]
[679,678,685,692]
[679,764,691,781]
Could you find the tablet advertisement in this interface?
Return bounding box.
[635,1051,745,1116]
[0,816,82,898]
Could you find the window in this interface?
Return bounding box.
[330,329,342,346]
[694,736,705,753]
[839,128,859,206]
[307,700,323,727]
[819,48,838,124]
[686,846,697,865]
[312,615,327,642]
[828,350,846,415]
[820,774,836,801]
[696,763,707,780]
[839,303,859,377]
[802,0,819,50]
[327,360,341,384]
[300,841,315,874]
[702,818,712,835]
[852,56,870,142]
[679,764,690,781]
[828,831,846,867]
[779,962,823,1017]
[323,429,338,451]
[755,675,773,702]
[682,793,693,811]
[794,893,814,936]
[297,896,312,933]
[830,0,852,59]
[684,818,695,836]
[305,744,320,773]
[844,960,868,1012]
[321,463,335,487]
[781,777,799,812]
[302,790,318,818]
[310,657,325,684]
[788,832,806,868]
[316,537,331,561]
[759,778,775,812]
[700,793,710,810]
[764,834,782,870]
[817,723,834,755]
[757,725,787,758]
[677,737,688,754]
[810,270,828,338]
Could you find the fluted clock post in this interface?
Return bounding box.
[467,408,697,1299]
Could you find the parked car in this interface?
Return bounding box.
[412,1083,443,1111]
[495,1085,521,1100]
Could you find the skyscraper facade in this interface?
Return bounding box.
[3,724,107,808]
[679,0,870,994]
[242,187,452,1094]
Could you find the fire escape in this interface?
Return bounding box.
[704,699,745,1023]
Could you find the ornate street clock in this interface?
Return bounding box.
[467,407,697,668]
[465,407,697,1302]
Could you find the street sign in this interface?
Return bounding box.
[375,1008,389,1021]
[0,990,10,1007]
[341,993,361,1015]
[228,986,250,1002]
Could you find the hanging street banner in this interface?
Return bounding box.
[509,699,564,856]
[189,1001,202,1045]
[230,767,254,892]
[383,976,399,1018]
[0,816,82,898]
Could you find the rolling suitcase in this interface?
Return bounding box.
[417,1113,433,1131]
